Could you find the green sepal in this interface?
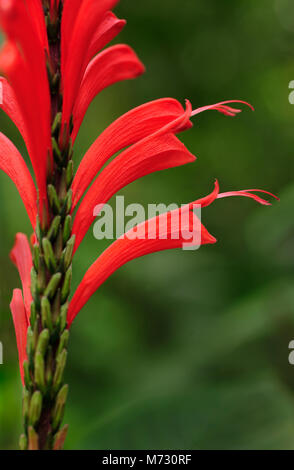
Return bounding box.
[47,215,61,242]
[57,330,69,357]
[52,384,68,431]
[41,296,53,332]
[35,216,42,243]
[26,327,35,365]
[52,349,67,395]
[61,189,72,216]
[34,352,46,393]
[66,160,73,188]
[59,303,68,332]
[51,289,61,325]
[65,189,73,213]
[23,360,33,390]
[44,272,62,299]
[42,237,57,272]
[36,329,50,357]
[51,111,62,136]
[54,227,63,260]
[28,390,43,427]
[22,388,30,427]
[45,346,54,388]
[62,235,75,271]
[32,244,40,271]
[37,255,47,292]
[62,214,72,245]
[30,302,37,328]
[61,266,72,303]
[48,184,61,213]
[52,136,63,164]
[30,267,39,300]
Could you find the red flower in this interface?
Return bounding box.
[0,0,51,217]
[0,1,277,383]
[67,180,277,326]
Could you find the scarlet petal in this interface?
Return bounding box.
[10,233,33,321]
[72,132,196,251]
[0,77,28,144]
[72,44,145,139]
[61,0,119,125]
[68,206,215,325]
[0,132,37,228]
[10,289,28,385]
[72,98,192,206]
[68,180,278,324]
[61,0,85,67]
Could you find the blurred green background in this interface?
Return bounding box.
[1,0,294,450]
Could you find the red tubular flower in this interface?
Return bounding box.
[67,181,277,326]
[0,0,51,217]
[61,0,120,127]
[0,132,37,227]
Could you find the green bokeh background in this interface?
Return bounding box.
[1,0,294,449]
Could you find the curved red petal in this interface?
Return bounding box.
[72,44,145,139]
[72,99,192,206]
[10,233,33,321]
[10,289,28,384]
[0,132,37,227]
[85,12,126,69]
[0,76,28,143]
[61,0,119,125]
[68,207,215,325]
[72,133,196,251]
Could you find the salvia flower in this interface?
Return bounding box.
[0,0,277,450]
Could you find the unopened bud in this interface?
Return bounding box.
[29,391,42,427]
[41,297,53,332]
[44,273,62,299]
[34,352,46,393]
[28,426,39,450]
[52,384,68,431]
